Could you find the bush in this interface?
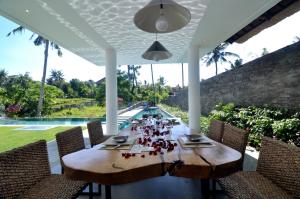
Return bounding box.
[209,103,300,149]
[272,118,300,146]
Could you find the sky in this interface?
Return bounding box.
[0,11,299,87]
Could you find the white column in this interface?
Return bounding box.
[105,48,118,135]
[188,45,201,132]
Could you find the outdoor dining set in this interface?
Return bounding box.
[0,116,299,199]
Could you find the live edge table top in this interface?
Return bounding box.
[62,124,241,185]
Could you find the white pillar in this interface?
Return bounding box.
[105,48,118,135]
[188,45,201,132]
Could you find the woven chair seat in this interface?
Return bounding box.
[217,171,292,199]
[21,174,86,199]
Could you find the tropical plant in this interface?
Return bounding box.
[0,69,8,86]
[127,65,141,94]
[150,64,156,104]
[209,103,300,149]
[293,36,300,43]
[203,42,240,75]
[261,48,269,56]
[47,69,65,89]
[7,26,62,117]
[231,58,243,69]
[1,73,64,117]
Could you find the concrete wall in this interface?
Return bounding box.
[164,41,300,115]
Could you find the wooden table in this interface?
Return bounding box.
[62,124,241,198]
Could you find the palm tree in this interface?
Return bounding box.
[261,48,269,56]
[128,65,141,94]
[50,70,64,82]
[7,26,62,117]
[203,42,240,75]
[150,64,156,104]
[231,58,243,69]
[47,69,64,89]
[0,69,8,86]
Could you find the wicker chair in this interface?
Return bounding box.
[0,140,86,199]
[217,137,300,199]
[207,120,224,142]
[56,126,100,198]
[222,123,249,170]
[56,126,85,171]
[87,120,111,147]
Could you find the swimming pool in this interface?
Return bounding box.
[120,107,175,129]
[0,107,175,128]
[132,107,173,119]
[0,117,105,126]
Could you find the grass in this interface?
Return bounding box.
[0,126,74,153]
[49,105,106,118]
[52,98,96,108]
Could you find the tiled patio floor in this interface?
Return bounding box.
[47,131,258,199]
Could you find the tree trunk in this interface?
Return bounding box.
[215,61,218,76]
[150,64,156,104]
[127,65,130,80]
[131,69,135,94]
[181,63,184,88]
[37,40,49,117]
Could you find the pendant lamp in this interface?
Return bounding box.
[142,40,172,61]
[134,0,191,33]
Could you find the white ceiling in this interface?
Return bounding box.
[0,0,281,66]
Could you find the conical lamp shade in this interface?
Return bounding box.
[134,0,191,33]
[142,41,172,61]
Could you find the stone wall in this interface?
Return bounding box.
[164,41,300,115]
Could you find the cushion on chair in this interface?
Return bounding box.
[218,171,292,199]
[21,174,86,199]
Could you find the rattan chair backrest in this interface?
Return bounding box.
[257,137,300,198]
[87,120,104,147]
[56,126,85,161]
[0,140,50,198]
[223,123,249,170]
[207,120,224,142]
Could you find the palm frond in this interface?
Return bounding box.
[6,26,25,37]
[29,33,36,40]
[223,51,239,58]
[220,56,233,65]
[50,42,63,57]
[33,36,46,46]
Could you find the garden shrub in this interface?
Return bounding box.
[272,118,300,146]
[209,103,300,149]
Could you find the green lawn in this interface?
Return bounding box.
[0,126,73,152]
[49,105,106,118]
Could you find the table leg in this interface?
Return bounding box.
[98,184,102,195]
[201,179,209,199]
[89,183,93,199]
[105,185,111,199]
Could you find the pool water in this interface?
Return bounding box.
[0,107,174,129]
[15,126,56,131]
[0,118,105,126]
[132,108,173,119]
[120,108,174,129]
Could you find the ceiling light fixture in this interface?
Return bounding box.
[142,35,172,61]
[134,0,191,33]
[155,4,168,32]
